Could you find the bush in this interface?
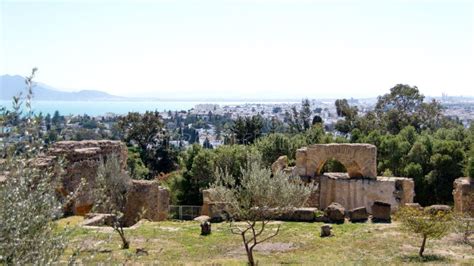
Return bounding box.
[395,206,453,257]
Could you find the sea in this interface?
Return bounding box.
[0,100,298,116]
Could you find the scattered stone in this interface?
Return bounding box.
[424,205,452,215]
[200,221,211,235]
[404,203,423,210]
[81,213,116,227]
[348,207,368,223]
[320,224,333,237]
[194,215,211,223]
[280,208,318,222]
[136,248,148,256]
[372,201,391,223]
[271,155,288,174]
[325,202,345,224]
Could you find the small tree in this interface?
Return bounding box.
[209,155,313,266]
[396,206,453,257]
[0,68,70,264]
[93,155,131,249]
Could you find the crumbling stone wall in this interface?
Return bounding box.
[295,144,377,178]
[453,177,473,216]
[318,173,414,212]
[42,140,169,224]
[48,140,128,215]
[123,180,169,226]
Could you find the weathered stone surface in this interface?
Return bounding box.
[372,201,391,222]
[348,207,368,222]
[81,213,116,227]
[279,207,318,222]
[320,224,333,237]
[404,203,423,210]
[47,140,128,215]
[200,221,211,235]
[271,156,288,174]
[325,202,345,223]
[318,173,414,213]
[453,177,473,216]
[194,215,211,223]
[123,180,169,227]
[424,205,452,215]
[295,144,377,178]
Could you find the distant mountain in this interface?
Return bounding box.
[0,75,125,101]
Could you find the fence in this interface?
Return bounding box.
[169,205,202,220]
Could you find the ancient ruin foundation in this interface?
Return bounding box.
[453,177,473,216]
[41,140,170,224]
[295,144,377,179]
[202,143,414,217]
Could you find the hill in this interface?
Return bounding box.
[0,75,125,101]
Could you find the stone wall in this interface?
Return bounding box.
[453,177,473,216]
[123,180,169,226]
[295,144,377,179]
[42,140,169,224]
[317,173,414,213]
[48,140,128,215]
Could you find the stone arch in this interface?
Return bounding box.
[295,144,377,179]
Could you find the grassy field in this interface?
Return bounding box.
[58,216,473,265]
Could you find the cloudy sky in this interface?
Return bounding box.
[1,0,473,99]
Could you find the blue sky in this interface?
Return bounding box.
[1,0,473,99]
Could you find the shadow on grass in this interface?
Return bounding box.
[400,254,450,263]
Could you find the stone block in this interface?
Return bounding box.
[348,207,368,222]
[372,201,391,222]
[123,180,169,226]
[325,202,345,224]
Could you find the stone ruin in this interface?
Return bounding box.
[453,177,473,216]
[291,144,414,213]
[294,144,377,178]
[202,143,415,219]
[38,140,169,226]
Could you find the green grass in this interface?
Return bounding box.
[59,217,473,265]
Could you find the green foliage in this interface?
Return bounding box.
[117,111,178,176]
[395,206,453,257]
[127,147,150,180]
[230,115,264,145]
[0,68,70,264]
[93,155,131,249]
[467,146,474,178]
[210,155,313,266]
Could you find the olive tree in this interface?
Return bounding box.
[396,206,453,257]
[93,155,131,249]
[209,155,313,266]
[0,68,70,264]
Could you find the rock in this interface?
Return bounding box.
[372,201,391,222]
[295,144,377,178]
[81,213,116,227]
[324,202,345,223]
[348,207,368,222]
[271,156,289,174]
[279,208,318,222]
[123,180,169,227]
[194,215,211,223]
[453,177,473,216]
[136,248,148,256]
[404,203,423,210]
[320,224,333,237]
[424,205,452,215]
[46,140,128,215]
[200,221,211,235]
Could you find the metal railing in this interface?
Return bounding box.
[169,205,202,220]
